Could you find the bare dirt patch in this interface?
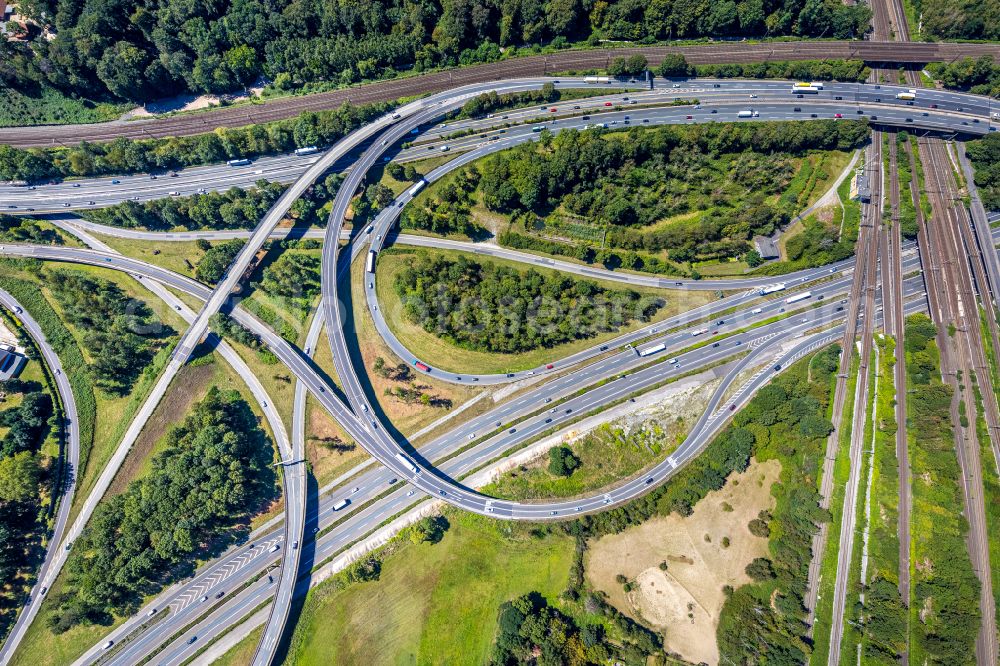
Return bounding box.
[108,362,215,495]
[585,458,781,666]
[305,395,368,486]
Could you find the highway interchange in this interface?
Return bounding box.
[0,72,999,665]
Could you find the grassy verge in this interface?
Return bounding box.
[93,235,211,279]
[375,245,715,375]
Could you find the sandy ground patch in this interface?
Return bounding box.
[585,458,781,666]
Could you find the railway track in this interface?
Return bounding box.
[827,130,883,666]
[917,134,999,666]
[884,131,912,661]
[2,41,1000,148]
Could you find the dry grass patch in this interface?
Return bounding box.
[586,458,781,666]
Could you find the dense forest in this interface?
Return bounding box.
[48,271,171,395]
[49,388,274,630]
[914,0,1000,40]
[417,120,868,271]
[1,0,870,103]
[392,252,663,353]
[966,132,1000,211]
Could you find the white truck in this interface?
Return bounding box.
[785,291,812,304]
[737,110,759,118]
[638,343,666,357]
[759,283,787,295]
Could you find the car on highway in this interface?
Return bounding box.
[834,113,842,118]
[604,102,612,106]
[103,641,114,650]
[187,636,197,645]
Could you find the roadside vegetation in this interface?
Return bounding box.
[966,132,1000,211]
[695,58,870,82]
[404,120,867,277]
[928,56,1000,99]
[903,314,980,663]
[81,181,285,231]
[0,215,65,245]
[0,104,386,183]
[47,388,275,632]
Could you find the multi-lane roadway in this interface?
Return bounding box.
[1,73,998,665]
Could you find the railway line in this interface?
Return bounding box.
[3,41,1000,148]
[1,62,999,665]
[918,135,1000,665]
[885,130,912,660]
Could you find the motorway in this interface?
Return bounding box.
[1,73,998,665]
[3,78,999,214]
[2,40,1000,148]
[0,239,928,665]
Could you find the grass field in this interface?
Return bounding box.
[93,234,210,279]
[284,513,573,665]
[375,246,715,375]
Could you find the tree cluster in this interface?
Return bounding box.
[3,0,869,104]
[49,388,275,631]
[392,252,663,354]
[460,83,559,119]
[0,374,53,634]
[196,240,245,284]
[966,132,1000,211]
[928,56,1000,98]
[696,58,870,83]
[48,270,170,395]
[82,181,285,231]
[400,168,482,237]
[490,592,656,666]
[547,446,580,477]
[0,103,385,183]
[260,252,321,303]
[0,215,62,244]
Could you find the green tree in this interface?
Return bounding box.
[0,451,41,502]
[548,446,580,477]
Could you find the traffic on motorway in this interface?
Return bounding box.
[1,72,998,666]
